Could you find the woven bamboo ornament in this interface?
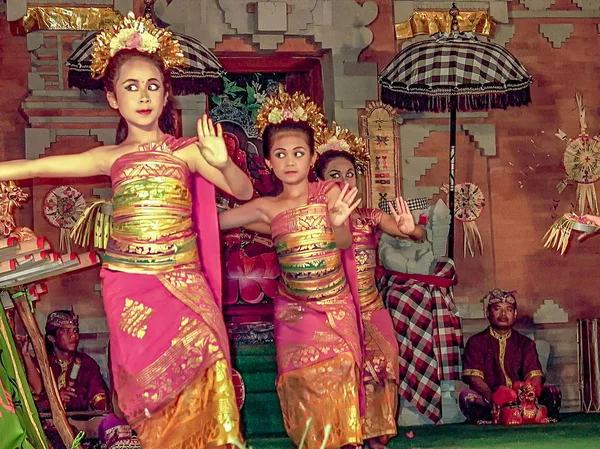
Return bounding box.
[543,213,598,255]
[70,200,113,250]
[556,94,600,215]
[443,182,485,257]
[43,186,87,253]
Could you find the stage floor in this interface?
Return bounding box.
[247,413,600,448]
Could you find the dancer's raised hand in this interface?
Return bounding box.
[389,197,415,235]
[328,184,361,227]
[197,114,229,169]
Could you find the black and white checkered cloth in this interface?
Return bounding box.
[379,197,429,214]
[379,32,532,112]
[377,258,463,423]
[66,31,225,94]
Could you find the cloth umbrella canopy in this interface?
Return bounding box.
[65,30,225,95]
[378,4,532,258]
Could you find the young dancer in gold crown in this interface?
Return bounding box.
[314,126,425,448]
[0,12,252,449]
[219,87,365,448]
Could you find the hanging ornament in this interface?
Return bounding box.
[43,186,87,253]
[70,200,113,250]
[543,213,598,255]
[556,94,600,215]
[444,182,485,258]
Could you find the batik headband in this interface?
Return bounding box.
[46,310,79,332]
[484,289,517,310]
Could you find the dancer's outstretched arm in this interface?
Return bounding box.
[219,198,270,230]
[0,145,110,181]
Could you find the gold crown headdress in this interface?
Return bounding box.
[315,122,370,174]
[255,85,326,135]
[90,11,184,79]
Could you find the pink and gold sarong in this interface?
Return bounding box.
[100,136,241,449]
[353,208,399,443]
[271,181,363,449]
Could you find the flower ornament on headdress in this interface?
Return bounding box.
[255,84,326,135]
[90,11,184,79]
[315,122,370,174]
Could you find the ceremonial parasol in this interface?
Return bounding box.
[378,4,532,258]
[65,0,225,95]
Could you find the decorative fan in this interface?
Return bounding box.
[556,94,600,215]
[43,186,87,253]
[444,182,485,257]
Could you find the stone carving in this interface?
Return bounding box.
[519,0,556,10]
[539,24,574,49]
[491,23,515,47]
[572,0,599,10]
[155,0,379,132]
[533,299,569,324]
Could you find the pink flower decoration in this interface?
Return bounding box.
[225,250,280,304]
[283,109,294,120]
[123,32,142,50]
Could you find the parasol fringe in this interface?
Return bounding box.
[67,68,224,95]
[170,76,223,96]
[67,69,104,91]
[381,87,531,113]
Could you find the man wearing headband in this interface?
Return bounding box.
[30,310,110,449]
[459,290,561,423]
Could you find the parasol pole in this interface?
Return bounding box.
[446,3,460,260]
[448,100,457,260]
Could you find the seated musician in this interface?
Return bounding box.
[460,290,561,423]
[24,310,110,448]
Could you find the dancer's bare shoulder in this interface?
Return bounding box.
[88,142,142,175]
